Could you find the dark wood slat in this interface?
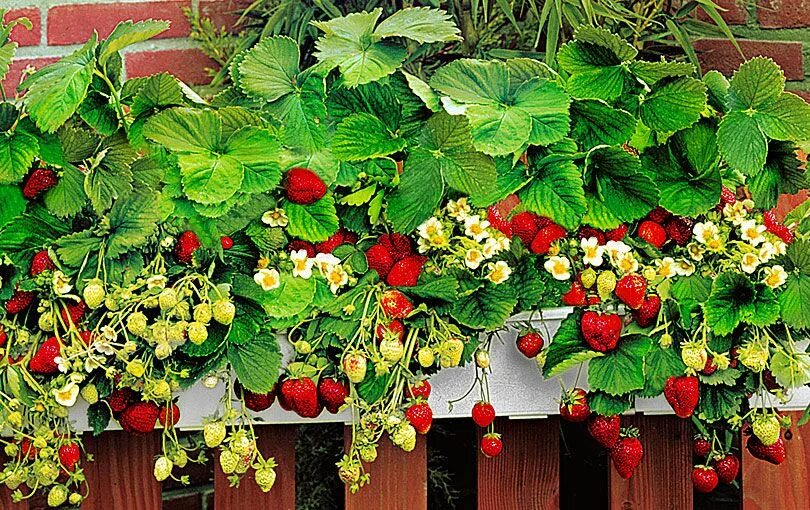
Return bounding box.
[609,414,692,510]
[344,427,427,510]
[477,418,560,510]
[0,486,28,509]
[214,424,297,510]
[81,431,162,510]
[743,411,810,510]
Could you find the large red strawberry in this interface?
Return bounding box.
[562,281,587,306]
[316,228,356,254]
[0,327,7,348]
[318,377,349,414]
[30,250,55,276]
[581,311,622,352]
[718,186,736,209]
[614,274,647,309]
[605,224,627,242]
[480,433,503,457]
[22,168,58,199]
[58,443,81,472]
[472,401,496,428]
[560,388,590,422]
[107,387,136,416]
[380,290,413,318]
[386,255,426,287]
[637,220,667,249]
[405,380,431,400]
[516,330,544,358]
[60,300,87,327]
[5,289,34,314]
[378,233,413,262]
[665,217,693,247]
[664,376,699,418]
[119,401,160,435]
[487,205,512,238]
[284,167,326,204]
[713,454,740,484]
[278,378,296,411]
[632,295,661,328]
[376,320,405,344]
[587,414,621,448]
[175,231,201,264]
[578,226,606,245]
[692,466,719,493]
[290,377,322,418]
[763,210,794,244]
[29,336,61,374]
[746,435,786,465]
[366,243,394,278]
[243,388,276,412]
[405,402,433,434]
[530,224,567,254]
[510,212,539,246]
[611,433,644,479]
[646,207,671,224]
[159,403,181,428]
[287,240,316,258]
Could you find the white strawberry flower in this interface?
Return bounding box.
[290,249,314,279]
[464,215,490,242]
[446,197,471,221]
[687,243,705,261]
[604,240,631,264]
[326,264,349,293]
[84,354,105,372]
[762,265,788,289]
[740,219,767,246]
[580,237,604,267]
[52,271,72,295]
[417,217,444,240]
[722,202,748,225]
[53,381,80,407]
[482,237,502,258]
[100,326,117,342]
[758,242,777,263]
[254,268,281,291]
[773,239,787,255]
[55,356,69,373]
[675,259,696,277]
[615,252,639,274]
[261,208,288,227]
[740,252,759,274]
[544,256,571,281]
[465,248,484,269]
[486,261,512,284]
[314,253,341,276]
[94,338,115,356]
[693,221,719,245]
[655,257,677,279]
[147,274,167,289]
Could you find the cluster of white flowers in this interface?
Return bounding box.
[254,252,349,294]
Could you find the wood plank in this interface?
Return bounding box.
[0,484,28,509]
[743,411,810,510]
[477,417,560,510]
[214,424,297,510]
[344,427,427,510]
[81,430,162,510]
[609,414,692,510]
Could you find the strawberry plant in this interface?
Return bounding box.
[0,7,809,503]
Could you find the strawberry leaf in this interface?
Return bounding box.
[0,130,38,184]
[588,334,652,396]
[450,281,517,331]
[228,330,281,394]
[284,194,339,242]
[642,343,686,397]
[232,273,316,319]
[543,310,603,378]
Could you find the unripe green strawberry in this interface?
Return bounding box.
[738,342,769,372]
[173,450,188,468]
[359,445,378,462]
[212,299,235,325]
[38,312,55,332]
[343,353,368,383]
[154,456,173,482]
[380,339,404,362]
[3,470,24,490]
[475,349,490,369]
[418,347,435,367]
[339,464,361,484]
[596,271,617,299]
[439,338,464,368]
[580,267,597,289]
[193,303,212,324]
[392,423,417,452]
[681,343,708,371]
[255,466,277,492]
[219,449,239,475]
[69,493,83,505]
[127,311,149,337]
[752,414,781,446]
[37,461,59,485]
[204,421,227,448]
[187,322,209,345]
[81,384,99,404]
[659,333,673,348]
[83,279,106,309]
[158,288,179,311]
[47,484,68,507]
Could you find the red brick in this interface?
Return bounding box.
[199,0,253,32]
[757,0,810,29]
[125,48,217,85]
[698,0,748,25]
[2,57,60,97]
[47,1,192,46]
[694,39,804,80]
[4,8,41,47]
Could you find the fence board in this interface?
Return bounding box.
[214,424,297,510]
[477,417,560,510]
[743,411,810,510]
[609,415,692,510]
[0,487,27,509]
[344,428,427,510]
[81,431,162,510]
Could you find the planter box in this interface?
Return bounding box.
[68,307,810,431]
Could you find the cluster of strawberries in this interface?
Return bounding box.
[107,386,180,434]
[365,232,426,287]
[236,376,350,419]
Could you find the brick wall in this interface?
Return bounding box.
[1,0,248,96]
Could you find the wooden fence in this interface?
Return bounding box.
[2,411,808,509]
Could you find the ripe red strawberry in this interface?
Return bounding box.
[19,438,38,460]
[646,207,670,224]
[316,228,349,254]
[22,168,58,199]
[614,274,647,309]
[29,336,61,374]
[379,233,413,262]
[159,403,181,428]
[487,205,512,238]
[587,414,621,448]
[175,231,201,264]
[664,376,699,418]
[472,401,496,428]
[78,331,94,346]
[58,443,81,472]
[366,243,395,279]
[30,250,55,275]
[290,377,322,418]
[692,466,719,493]
[220,236,234,250]
[664,217,693,247]
[718,186,736,208]
[318,378,349,414]
[0,326,7,348]
[405,402,433,434]
[287,240,316,258]
[746,435,786,465]
[376,320,405,344]
[380,290,413,318]
[5,289,34,314]
[701,357,718,376]
[119,401,160,435]
[516,330,544,358]
[386,255,426,287]
[762,369,783,393]
[560,388,590,423]
[405,380,431,400]
[480,433,503,457]
[632,295,661,328]
[693,437,711,458]
[562,281,587,306]
[284,167,326,204]
[581,311,622,352]
[637,220,667,248]
[243,389,275,412]
[611,434,644,479]
[60,300,87,326]
[713,454,740,484]
[107,387,136,416]
[278,378,296,412]
[510,212,539,246]
[605,224,628,242]
[578,226,606,245]
[534,216,554,230]
[530,224,567,255]
[763,210,794,244]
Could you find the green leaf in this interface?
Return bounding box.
[98,20,169,66]
[87,402,111,436]
[232,273,316,318]
[727,57,784,111]
[557,28,635,101]
[143,107,221,152]
[717,110,767,176]
[697,385,741,423]
[575,26,638,61]
[178,152,244,205]
[671,274,712,303]
[237,36,299,102]
[270,75,327,153]
[285,194,339,242]
[85,164,133,213]
[450,282,517,331]
[78,91,118,135]
[587,146,658,222]
[0,42,16,83]
[749,141,807,209]
[589,392,633,416]
[642,344,686,397]
[357,372,391,404]
[704,272,780,335]
[756,92,810,142]
[22,36,97,133]
[405,275,458,301]
[130,73,184,117]
[0,185,25,230]
[639,77,707,133]
[402,71,440,111]
[703,70,730,112]
[0,130,38,184]
[769,350,810,389]
[106,192,166,258]
[332,112,406,161]
[387,150,443,233]
[589,335,652,396]
[373,7,460,43]
[630,60,694,86]
[786,239,810,275]
[520,155,586,229]
[569,99,636,149]
[543,310,603,378]
[228,331,282,393]
[44,167,86,218]
[779,274,810,330]
[225,127,283,194]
